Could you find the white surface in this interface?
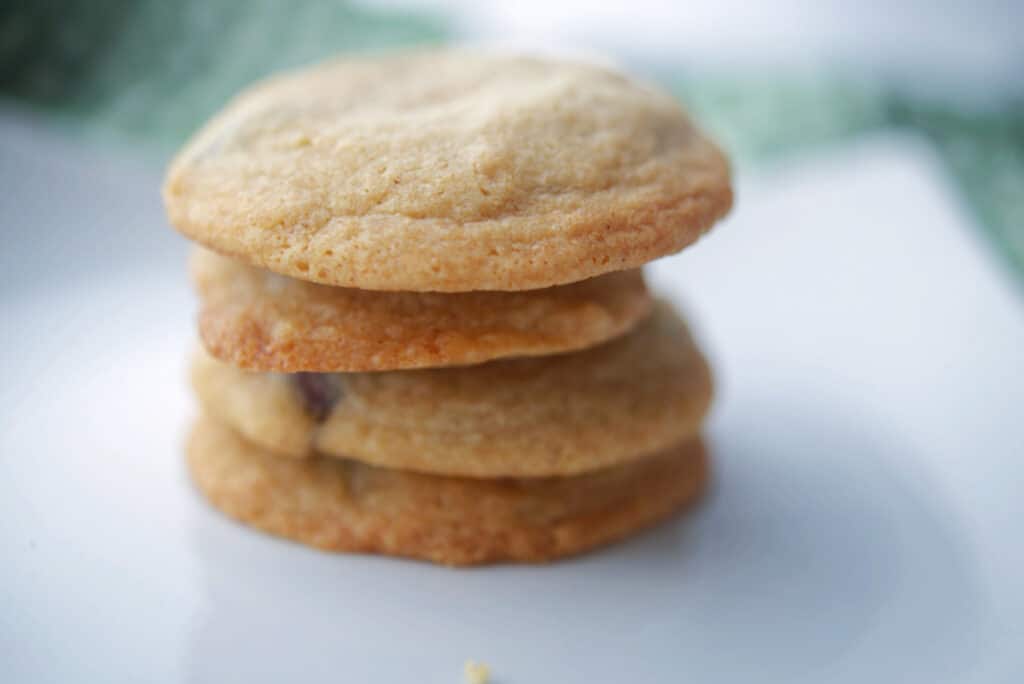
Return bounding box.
[1,120,1022,682]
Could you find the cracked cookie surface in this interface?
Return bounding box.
[187,416,708,565]
[164,49,732,292]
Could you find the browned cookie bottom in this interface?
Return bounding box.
[188,417,709,566]
[192,247,653,373]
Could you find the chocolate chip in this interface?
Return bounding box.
[291,373,343,422]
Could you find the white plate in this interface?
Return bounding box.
[2,116,1022,682]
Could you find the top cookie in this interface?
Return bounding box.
[163,49,732,292]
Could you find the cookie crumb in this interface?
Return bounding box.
[463,660,490,684]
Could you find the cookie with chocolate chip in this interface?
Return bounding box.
[187,417,708,565]
[163,49,732,292]
[191,248,653,372]
[190,303,712,477]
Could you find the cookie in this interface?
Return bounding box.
[192,248,653,372]
[187,417,708,566]
[164,49,732,292]
[191,303,712,477]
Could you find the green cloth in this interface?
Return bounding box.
[668,74,1024,285]
[0,0,446,144]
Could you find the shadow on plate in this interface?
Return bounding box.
[183,395,987,683]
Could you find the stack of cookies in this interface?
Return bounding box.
[162,50,732,566]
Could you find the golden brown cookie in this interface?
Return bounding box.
[164,49,732,292]
[187,417,708,566]
[191,303,712,477]
[192,248,653,372]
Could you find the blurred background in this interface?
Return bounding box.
[1,0,1022,283]
[3,2,1023,683]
